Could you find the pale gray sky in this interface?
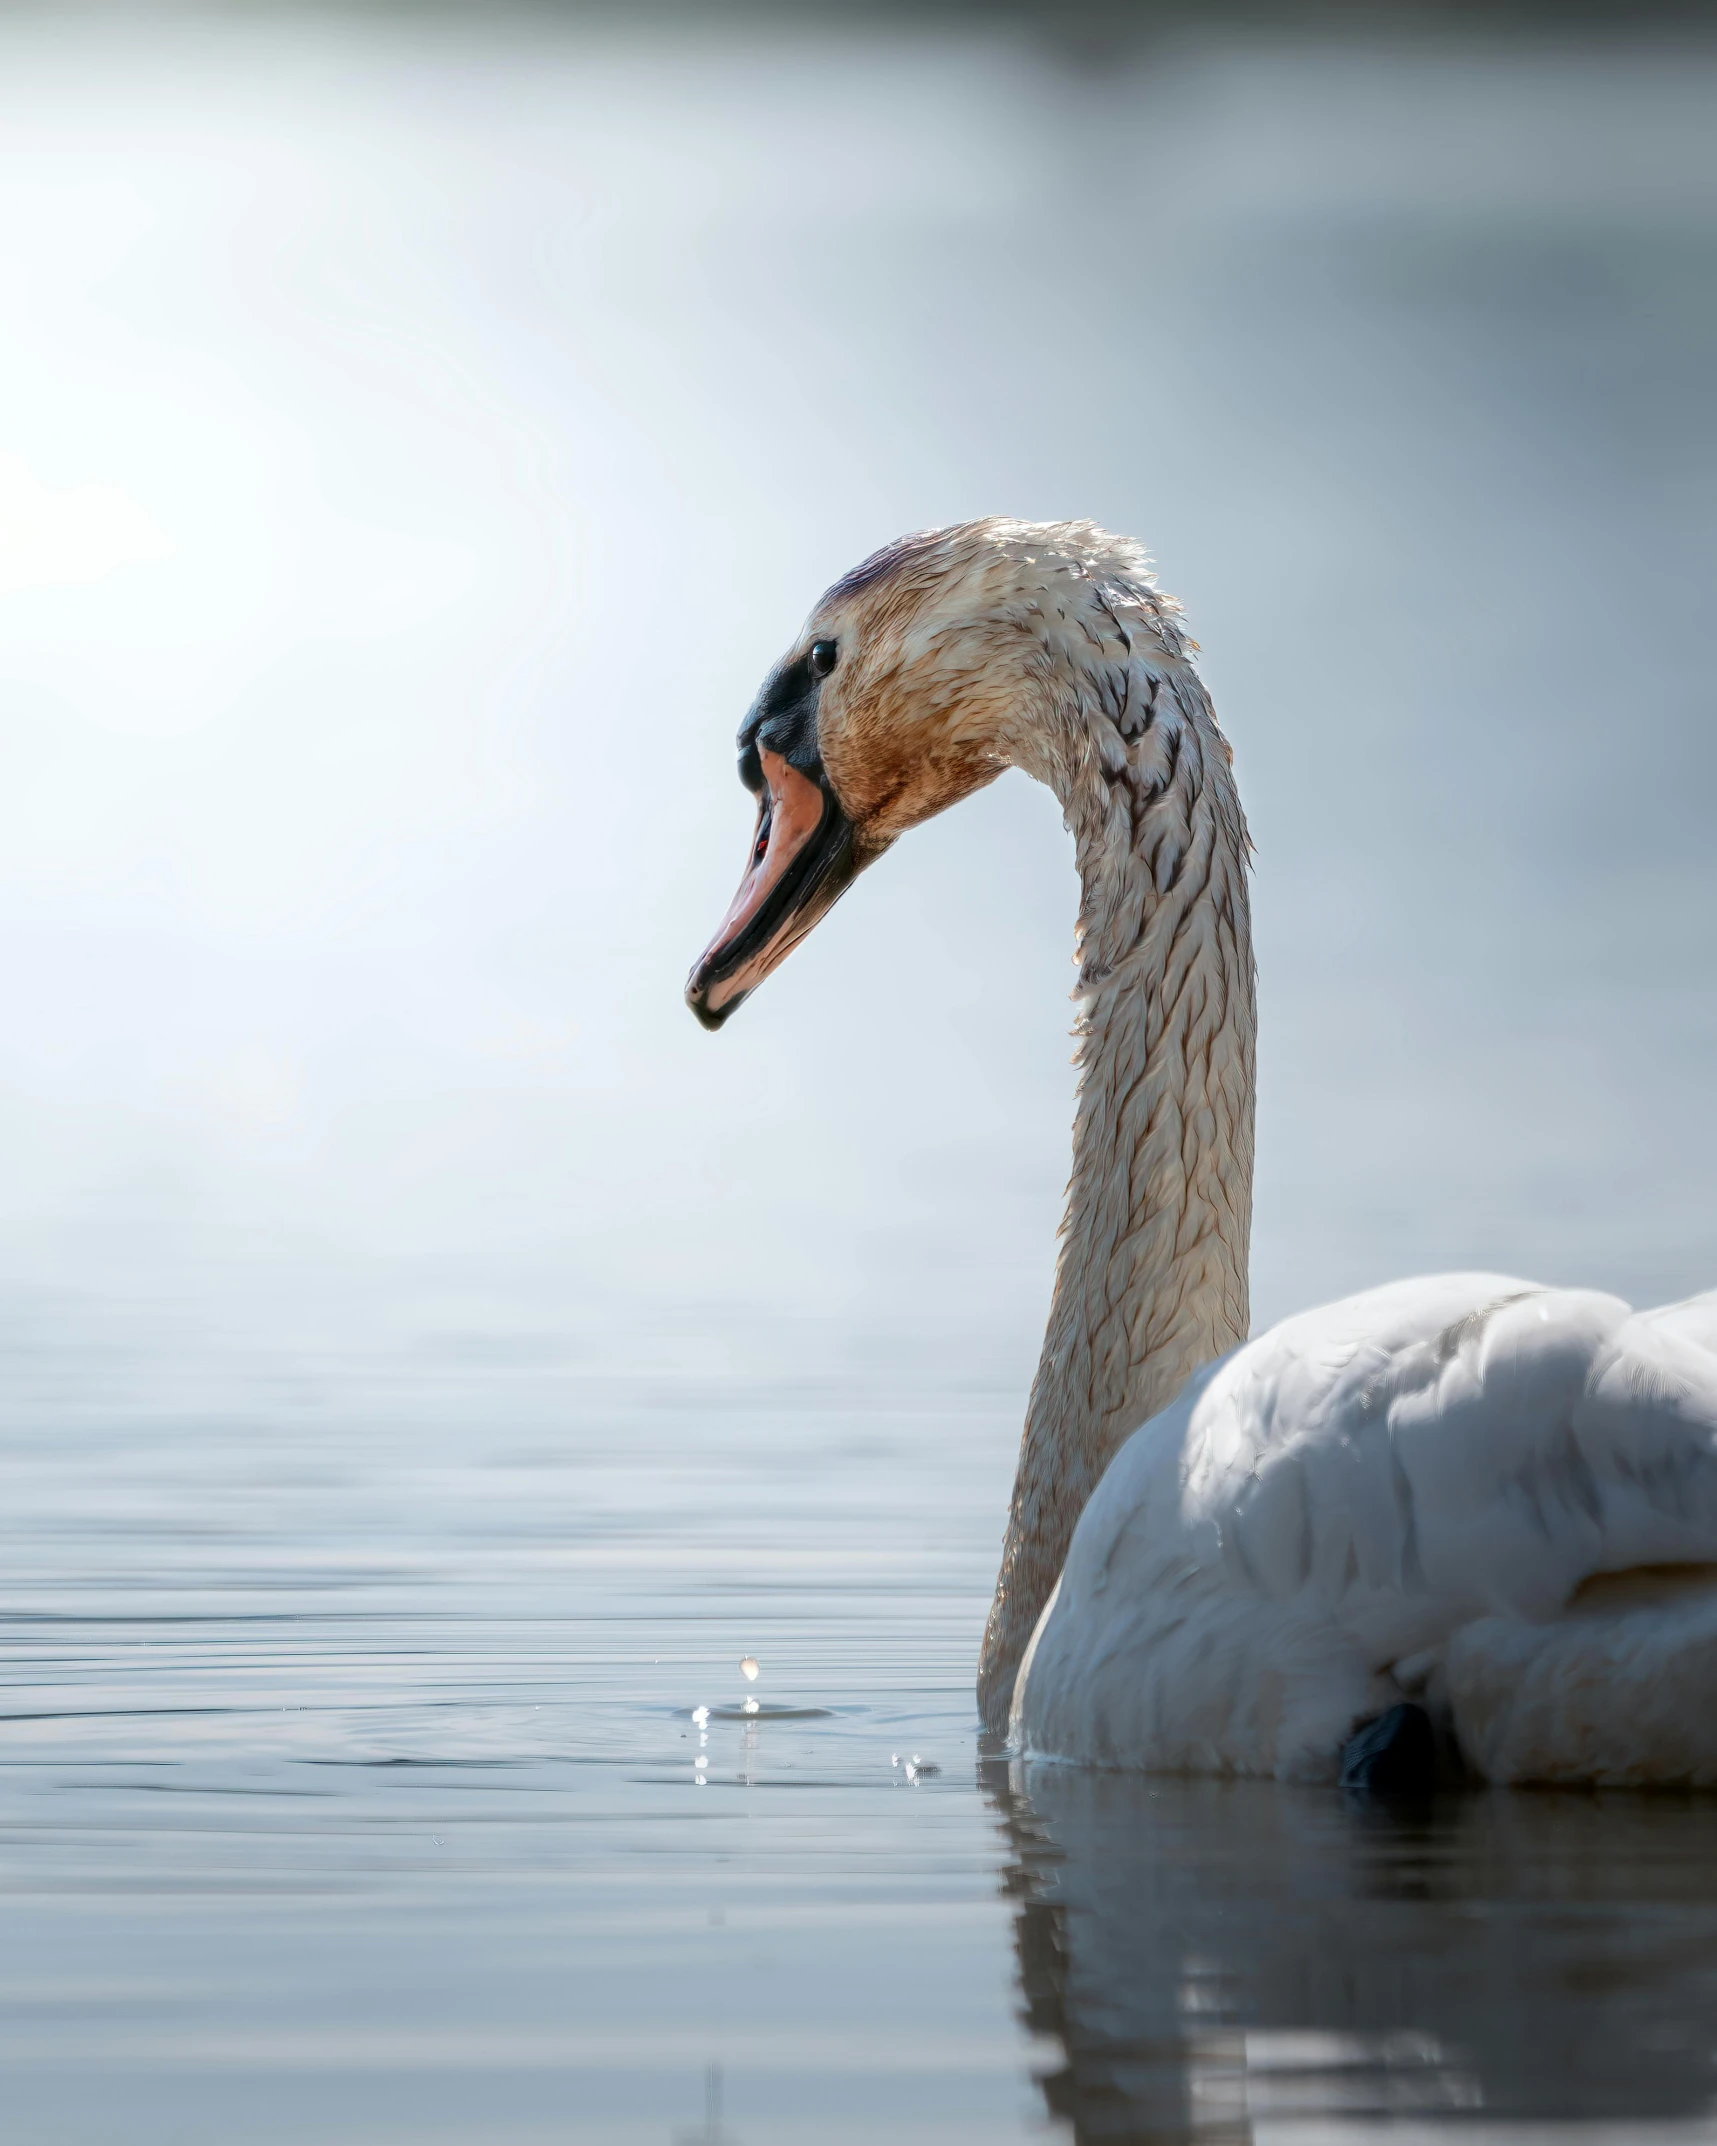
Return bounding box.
[1,16,1712,1424]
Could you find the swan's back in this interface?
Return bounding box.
[1014,1275,1717,1783]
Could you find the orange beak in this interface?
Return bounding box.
[685,747,862,1030]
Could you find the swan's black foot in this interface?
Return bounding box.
[1339,1702,1437,1795]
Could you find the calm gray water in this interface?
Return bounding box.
[2,14,1716,2141]
[12,1396,1717,2143]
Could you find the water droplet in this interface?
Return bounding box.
[692,1706,710,1726]
[740,1657,759,1682]
[741,1696,759,1715]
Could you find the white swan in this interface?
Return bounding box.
[686,518,1717,1788]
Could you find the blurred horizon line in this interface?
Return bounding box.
[11,0,1717,32]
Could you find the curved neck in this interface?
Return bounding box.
[979,640,1256,1731]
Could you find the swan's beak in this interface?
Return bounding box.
[685,746,861,1030]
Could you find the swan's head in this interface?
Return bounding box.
[686,516,1168,1028]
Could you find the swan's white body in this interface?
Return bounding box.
[694,517,1717,1788]
[1016,1275,1717,1783]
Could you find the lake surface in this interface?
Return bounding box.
[10,1391,1717,2142]
[2,12,1716,2142]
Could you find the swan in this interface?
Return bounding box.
[684,517,1717,1789]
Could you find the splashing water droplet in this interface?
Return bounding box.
[742,1696,760,1715]
[691,1706,709,1726]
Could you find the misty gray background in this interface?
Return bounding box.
[2,11,1713,1433]
[1,17,1715,2144]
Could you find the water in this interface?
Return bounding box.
[0,1394,1038,2143]
[2,13,1716,2141]
[12,1399,1717,2142]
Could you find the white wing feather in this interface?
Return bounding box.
[1013,1274,1717,1782]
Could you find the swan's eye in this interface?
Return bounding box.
[809,640,838,679]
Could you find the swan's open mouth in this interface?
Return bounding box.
[685,746,860,1030]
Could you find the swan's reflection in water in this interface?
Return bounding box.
[989,1761,1717,2141]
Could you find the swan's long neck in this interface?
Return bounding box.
[978,633,1256,1731]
